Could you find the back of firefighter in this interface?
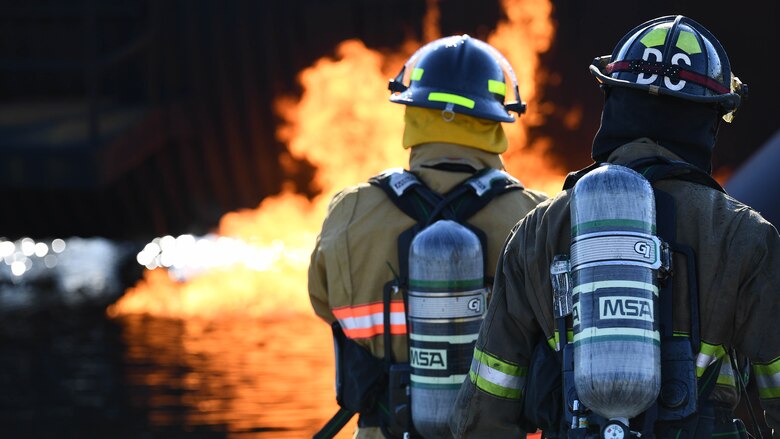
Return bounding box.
[309,35,548,438]
[450,16,780,439]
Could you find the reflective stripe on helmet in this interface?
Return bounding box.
[469,347,526,399]
[427,92,475,109]
[753,357,780,399]
[638,28,702,55]
[488,79,506,96]
[675,31,702,55]
[640,28,668,48]
[695,342,727,377]
[411,67,424,81]
[332,301,407,339]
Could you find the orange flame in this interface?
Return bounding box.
[110,0,560,319]
[490,0,564,196]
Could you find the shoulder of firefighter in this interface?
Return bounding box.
[450,139,780,439]
[308,143,548,437]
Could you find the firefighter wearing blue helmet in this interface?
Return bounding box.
[310,35,547,438]
[450,16,780,439]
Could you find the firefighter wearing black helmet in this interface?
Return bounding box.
[449,16,780,439]
[309,35,547,438]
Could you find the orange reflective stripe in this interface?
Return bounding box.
[332,300,405,319]
[342,323,407,339]
[332,300,407,339]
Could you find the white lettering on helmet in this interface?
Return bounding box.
[665,52,691,91]
[636,48,662,85]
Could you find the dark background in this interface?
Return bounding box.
[0,0,777,241]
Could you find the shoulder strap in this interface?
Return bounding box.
[369,167,524,225]
[627,156,725,193]
[447,167,525,222]
[369,168,442,224]
[562,162,602,190]
[370,167,523,287]
[562,158,725,194]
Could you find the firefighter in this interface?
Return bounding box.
[309,35,548,438]
[450,15,780,439]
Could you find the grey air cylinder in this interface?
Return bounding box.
[569,164,661,420]
[408,219,486,438]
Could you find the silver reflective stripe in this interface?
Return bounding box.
[470,357,524,391]
[717,360,736,387]
[755,370,780,399]
[409,333,479,344]
[695,342,726,377]
[572,280,659,296]
[571,232,661,270]
[407,290,485,319]
[411,374,468,385]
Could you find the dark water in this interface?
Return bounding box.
[0,311,353,438]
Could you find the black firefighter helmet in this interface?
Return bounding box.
[590,15,747,122]
[388,35,526,123]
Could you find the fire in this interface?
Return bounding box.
[490,0,565,196]
[110,0,561,319]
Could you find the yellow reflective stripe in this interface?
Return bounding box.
[428,92,475,109]
[548,330,574,350]
[696,342,726,377]
[470,348,526,399]
[488,79,506,96]
[640,28,669,48]
[753,356,780,399]
[411,68,424,81]
[676,30,702,55]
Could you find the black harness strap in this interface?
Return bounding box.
[314,407,355,439]
[370,167,524,289]
[562,157,724,194]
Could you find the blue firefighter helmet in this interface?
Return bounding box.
[388,35,526,122]
[589,15,747,122]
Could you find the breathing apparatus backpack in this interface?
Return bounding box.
[315,166,524,439]
[522,157,749,439]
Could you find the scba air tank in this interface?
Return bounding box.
[408,219,486,438]
[570,164,661,421]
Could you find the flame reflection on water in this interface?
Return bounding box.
[117,312,353,438]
